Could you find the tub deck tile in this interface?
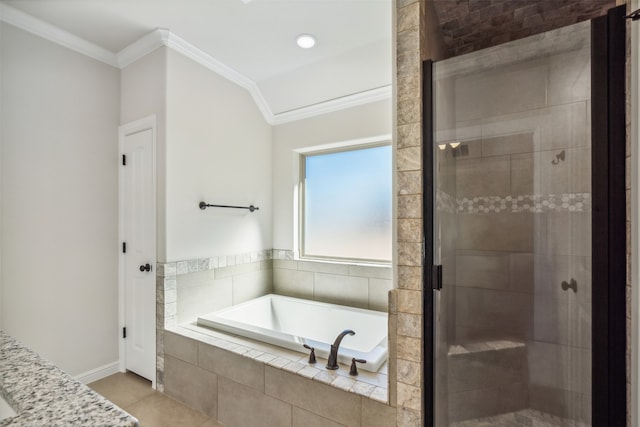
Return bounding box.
[331,376,357,392]
[298,366,322,379]
[282,361,306,374]
[266,357,292,369]
[351,381,377,398]
[370,387,389,403]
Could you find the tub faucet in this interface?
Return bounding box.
[326,329,355,370]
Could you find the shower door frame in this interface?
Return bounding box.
[421,6,628,426]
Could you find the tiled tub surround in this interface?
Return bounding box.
[156,250,395,422]
[436,25,593,425]
[0,332,138,427]
[162,325,395,427]
[272,255,393,312]
[197,294,388,372]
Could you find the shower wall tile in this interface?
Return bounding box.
[547,48,591,106]
[509,253,534,293]
[398,195,421,219]
[481,133,534,157]
[537,102,588,152]
[534,255,592,303]
[398,242,422,266]
[397,123,420,149]
[455,155,511,197]
[396,289,421,315]
[397,1,419,32]
[398,266,421,290]
[447,346,527,394]
[396,383,421,411]
[397,171,422,195]
[533,295,591,348]
[454,62,547,121]
[455,287,533,341]
[455,253,509,290]
[529,384,587,423]
[528,341,591,394]
[457,212,534,252]
[448,381,528,423]
[510,153,534,195]
[398,218,421,243]
[397,74,420,103]
[397,359,421,387]
[397,99,421,126]
[397,313,421,338]
[397,336,421,363]
[397,51,421,79]
[397,147,421,171]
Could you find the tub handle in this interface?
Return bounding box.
[349,358,367,376]
[303,344,316,364]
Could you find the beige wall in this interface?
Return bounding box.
[120,47,168,261]
[0,23,121,375]
[165,50,273,262]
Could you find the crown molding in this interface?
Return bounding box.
[1,5,391,124]
[270,85,392,125]
[0,3,118,67]
[161,31,276,124]
[116,28,169,68]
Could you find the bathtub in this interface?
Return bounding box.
[197,294,388,372]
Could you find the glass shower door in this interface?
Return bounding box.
[431,20,592,426]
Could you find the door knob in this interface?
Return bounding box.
[139,263,152,272]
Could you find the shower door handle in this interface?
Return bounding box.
[432,265,443,290]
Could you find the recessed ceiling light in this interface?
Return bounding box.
[296,34,316,49]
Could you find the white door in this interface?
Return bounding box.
[119,117,156,383]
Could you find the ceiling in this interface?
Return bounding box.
[0,0,392,119]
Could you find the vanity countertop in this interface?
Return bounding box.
[0,332,138,426]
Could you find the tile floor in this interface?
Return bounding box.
[89,372,224,427]
[450,408,588,427]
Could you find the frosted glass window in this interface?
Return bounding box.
[301,144,392,262]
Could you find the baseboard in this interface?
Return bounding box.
[74,361,121,384]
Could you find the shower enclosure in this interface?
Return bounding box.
[423,7,626,427]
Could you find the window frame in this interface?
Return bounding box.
[298,141,393,265]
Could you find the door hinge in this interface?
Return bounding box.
[433,265,443,290]
[122,327,127,339]
[122,242,126,253]
[122,154,126,166]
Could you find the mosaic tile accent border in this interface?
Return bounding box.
[458,193,591,214]
[160,249,274,277]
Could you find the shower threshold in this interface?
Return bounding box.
[451,409,588,427]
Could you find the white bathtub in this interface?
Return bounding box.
[197,294,388,372]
